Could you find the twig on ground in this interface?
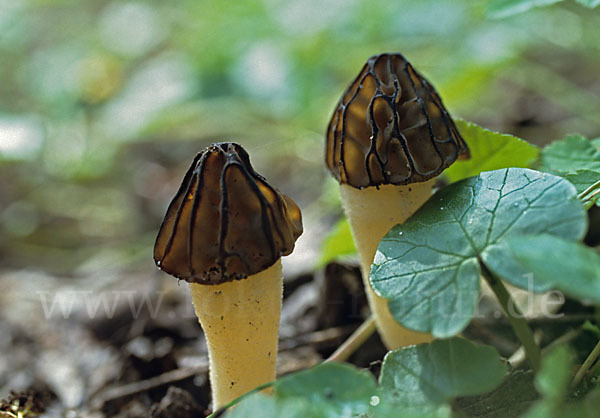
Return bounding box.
[90,362,208,410]
[325,316,377,363]
[508,328,584,369]
[90,323,361,410]
[278,324,358,352]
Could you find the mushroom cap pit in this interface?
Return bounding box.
[154,142,303,284]
[326,52,470,189]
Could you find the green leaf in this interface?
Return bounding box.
[563,170,600,195]
[540,136,600,208]
[540,135,600,175]
[536,345,574,400]
[523,345,600,418]
[582,321,600,338]
[378,338,507,410]
[580,389,600,414]
[444,119,539,183]
[575,0,600,8]
[524,388,600,418]
[521,345,577,418]
[225,394,309,418]
[372,399,451,417]
[564,170,600,207]
[273,363,376,410]
[229,340,507,417]
[318,218,357,267]
[456,370,538,417]
[371,168,587,337]
[227,363,376,418]
[486,0,564,19]
[503,234,600,304]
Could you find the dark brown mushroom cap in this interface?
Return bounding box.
[154,142,303,284]
[326,53,470,189]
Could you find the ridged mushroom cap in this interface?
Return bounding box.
[326,53,469,189]
[154,142,303,284]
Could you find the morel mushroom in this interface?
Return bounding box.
[154,142,303,410]
[325,53,469,349]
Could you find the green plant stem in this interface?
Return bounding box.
[325,316,377,363]
[578,179,600,200]
[583,188,600,205]
[588,353,600,379]
[481,263,541,372]
[572,339,600,387]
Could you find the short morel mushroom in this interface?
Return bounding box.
[325,53,469,349]
[154,142,303,410]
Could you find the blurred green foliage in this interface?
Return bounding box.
[0,0,599,276]
[318,217,356,267]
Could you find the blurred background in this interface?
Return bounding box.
[1,0,599,414]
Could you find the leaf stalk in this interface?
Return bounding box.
[578,179,600,200]
[572,338,600,387]
[481,263,541,372]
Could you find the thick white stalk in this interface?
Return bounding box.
[339,180,435,349]
[190,259,283,410]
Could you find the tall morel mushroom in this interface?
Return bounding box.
[154,142,303,410]
[326,53,469,349]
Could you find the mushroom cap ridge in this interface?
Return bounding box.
[154,142,303,284]
[326,52,470,189]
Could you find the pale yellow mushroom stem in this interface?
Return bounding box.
[190,259,282,410]
[339,180,435,349]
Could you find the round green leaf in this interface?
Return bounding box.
[372,401,451,418]
[378,338,508,409]
[504,234,600,304]
[273,362,376,410]
[225,394,309,418]
[371,168,587,337]
[228,363,376,418]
